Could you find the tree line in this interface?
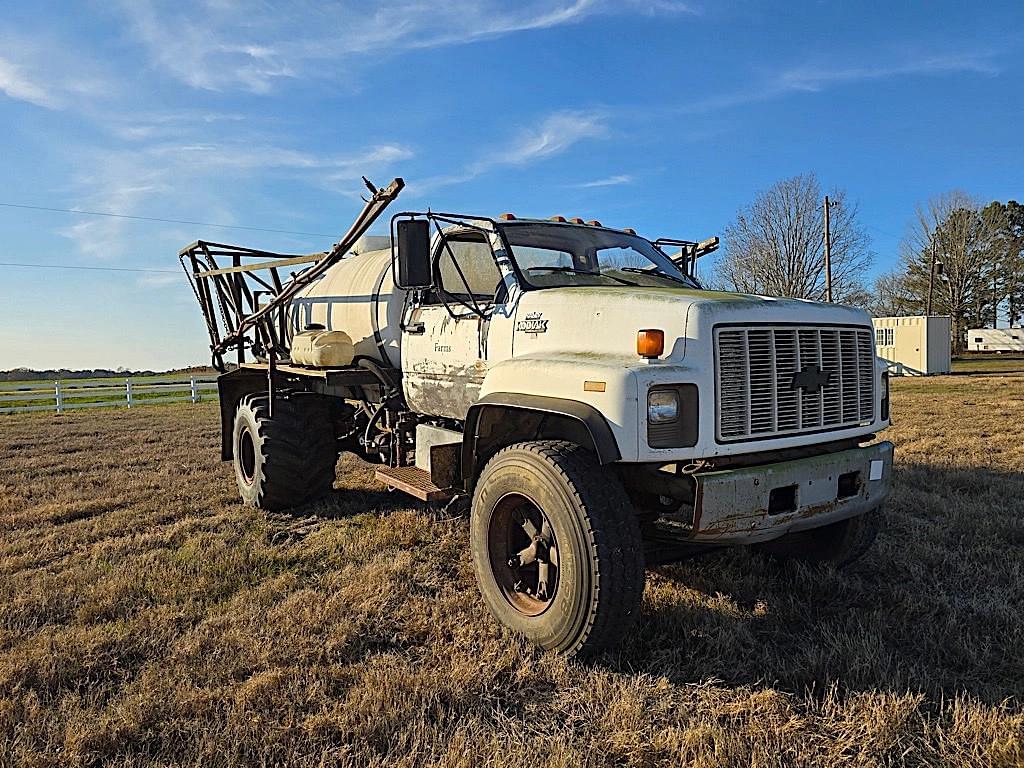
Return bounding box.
[708,173,1023,354]
[0,366,217,382]
[873,196,1023,352]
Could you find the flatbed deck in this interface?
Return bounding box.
[239,362,380,387]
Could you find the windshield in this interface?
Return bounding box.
[499,223,700,290]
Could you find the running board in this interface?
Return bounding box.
[375,466,454,503]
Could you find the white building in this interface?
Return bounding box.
[966,328,1024,352]
[871,315,951,375]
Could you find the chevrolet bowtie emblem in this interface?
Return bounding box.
[790,364,832,394]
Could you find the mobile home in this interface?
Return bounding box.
[966,328,1024,352]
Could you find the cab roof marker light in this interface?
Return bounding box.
[586,220,602,227]
[549,216,567,222]
[622,227,636,235]
[569,217,585,224]
[499,213,517,221]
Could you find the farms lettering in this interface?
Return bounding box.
[516,312,548,335]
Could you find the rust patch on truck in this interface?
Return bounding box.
[687,442,893,544]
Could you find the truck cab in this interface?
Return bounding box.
[394,213,890,527]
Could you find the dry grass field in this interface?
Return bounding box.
[1,375,1023,767]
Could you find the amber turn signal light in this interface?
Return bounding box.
[637,329,665,359]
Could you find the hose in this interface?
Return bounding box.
[363,398,389,451]
[354,355,399,394]
[353,355,405,457]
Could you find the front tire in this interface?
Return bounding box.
[232,393,337,511]
[469,441,645,657]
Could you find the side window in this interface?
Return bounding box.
[433,236,502,303]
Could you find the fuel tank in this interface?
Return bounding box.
[289,245,406,368]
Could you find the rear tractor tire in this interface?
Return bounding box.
[469,440,645,657]
[232,393,337,511]
[756,507,882,568]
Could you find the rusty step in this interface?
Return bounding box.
[375,465,454,503]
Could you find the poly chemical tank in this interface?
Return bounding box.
[289,240,406,369]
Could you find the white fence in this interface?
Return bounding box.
[0,376,218,415]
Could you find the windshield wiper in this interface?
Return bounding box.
[527,266,637,286]
[618,267,692,286]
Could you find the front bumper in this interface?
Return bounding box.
[689,441,894,544]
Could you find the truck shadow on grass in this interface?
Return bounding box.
[620,461,1024,707]
[303,453,434,517]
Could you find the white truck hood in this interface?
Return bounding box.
[510,285,872,363]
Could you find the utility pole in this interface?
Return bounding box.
[823,195,833,303]
[993,271,999,328]
[926,238,937,316]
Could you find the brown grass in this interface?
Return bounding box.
[1,376,1022,767]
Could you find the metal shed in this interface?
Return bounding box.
[871,315,951,375]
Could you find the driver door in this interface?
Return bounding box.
[402,230,505,419]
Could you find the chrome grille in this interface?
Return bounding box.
[715,325,875,441]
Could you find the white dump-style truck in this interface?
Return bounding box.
[181,177,893,656]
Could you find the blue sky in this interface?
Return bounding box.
[1,0,1021,369]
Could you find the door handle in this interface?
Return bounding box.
[405,321,425,335]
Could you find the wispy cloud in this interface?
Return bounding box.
[569,174,633,188]
[776,50,1001,92]
[628,0,699,15]
[0,56,57,108]
[494,111,608,166]
[107,111,247,142]
[62,140,412,260]
[414,110,608,193]
[0,33,110,110]
[115,1,698,94]
[144,142,412,175]
[678,47,1002,115]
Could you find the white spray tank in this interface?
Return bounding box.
[289,235,407,369]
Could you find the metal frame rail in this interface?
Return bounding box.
[179,177,405,372]
[654,236,720,277]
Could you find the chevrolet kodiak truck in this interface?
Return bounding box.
[181,177,893,657]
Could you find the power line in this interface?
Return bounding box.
[0,201,335,238]
[865,224,903,241]
[0,261,179,274]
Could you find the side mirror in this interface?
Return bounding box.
[396,219,432,289]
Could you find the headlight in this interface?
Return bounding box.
[648,389,679,423]
[647,384,699,448]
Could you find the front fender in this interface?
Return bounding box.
[479,354,641,462]
[461,392,621,494]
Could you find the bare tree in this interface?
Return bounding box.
[899,191,997,353]
[867,269,917,317]
[716,173,872,303]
